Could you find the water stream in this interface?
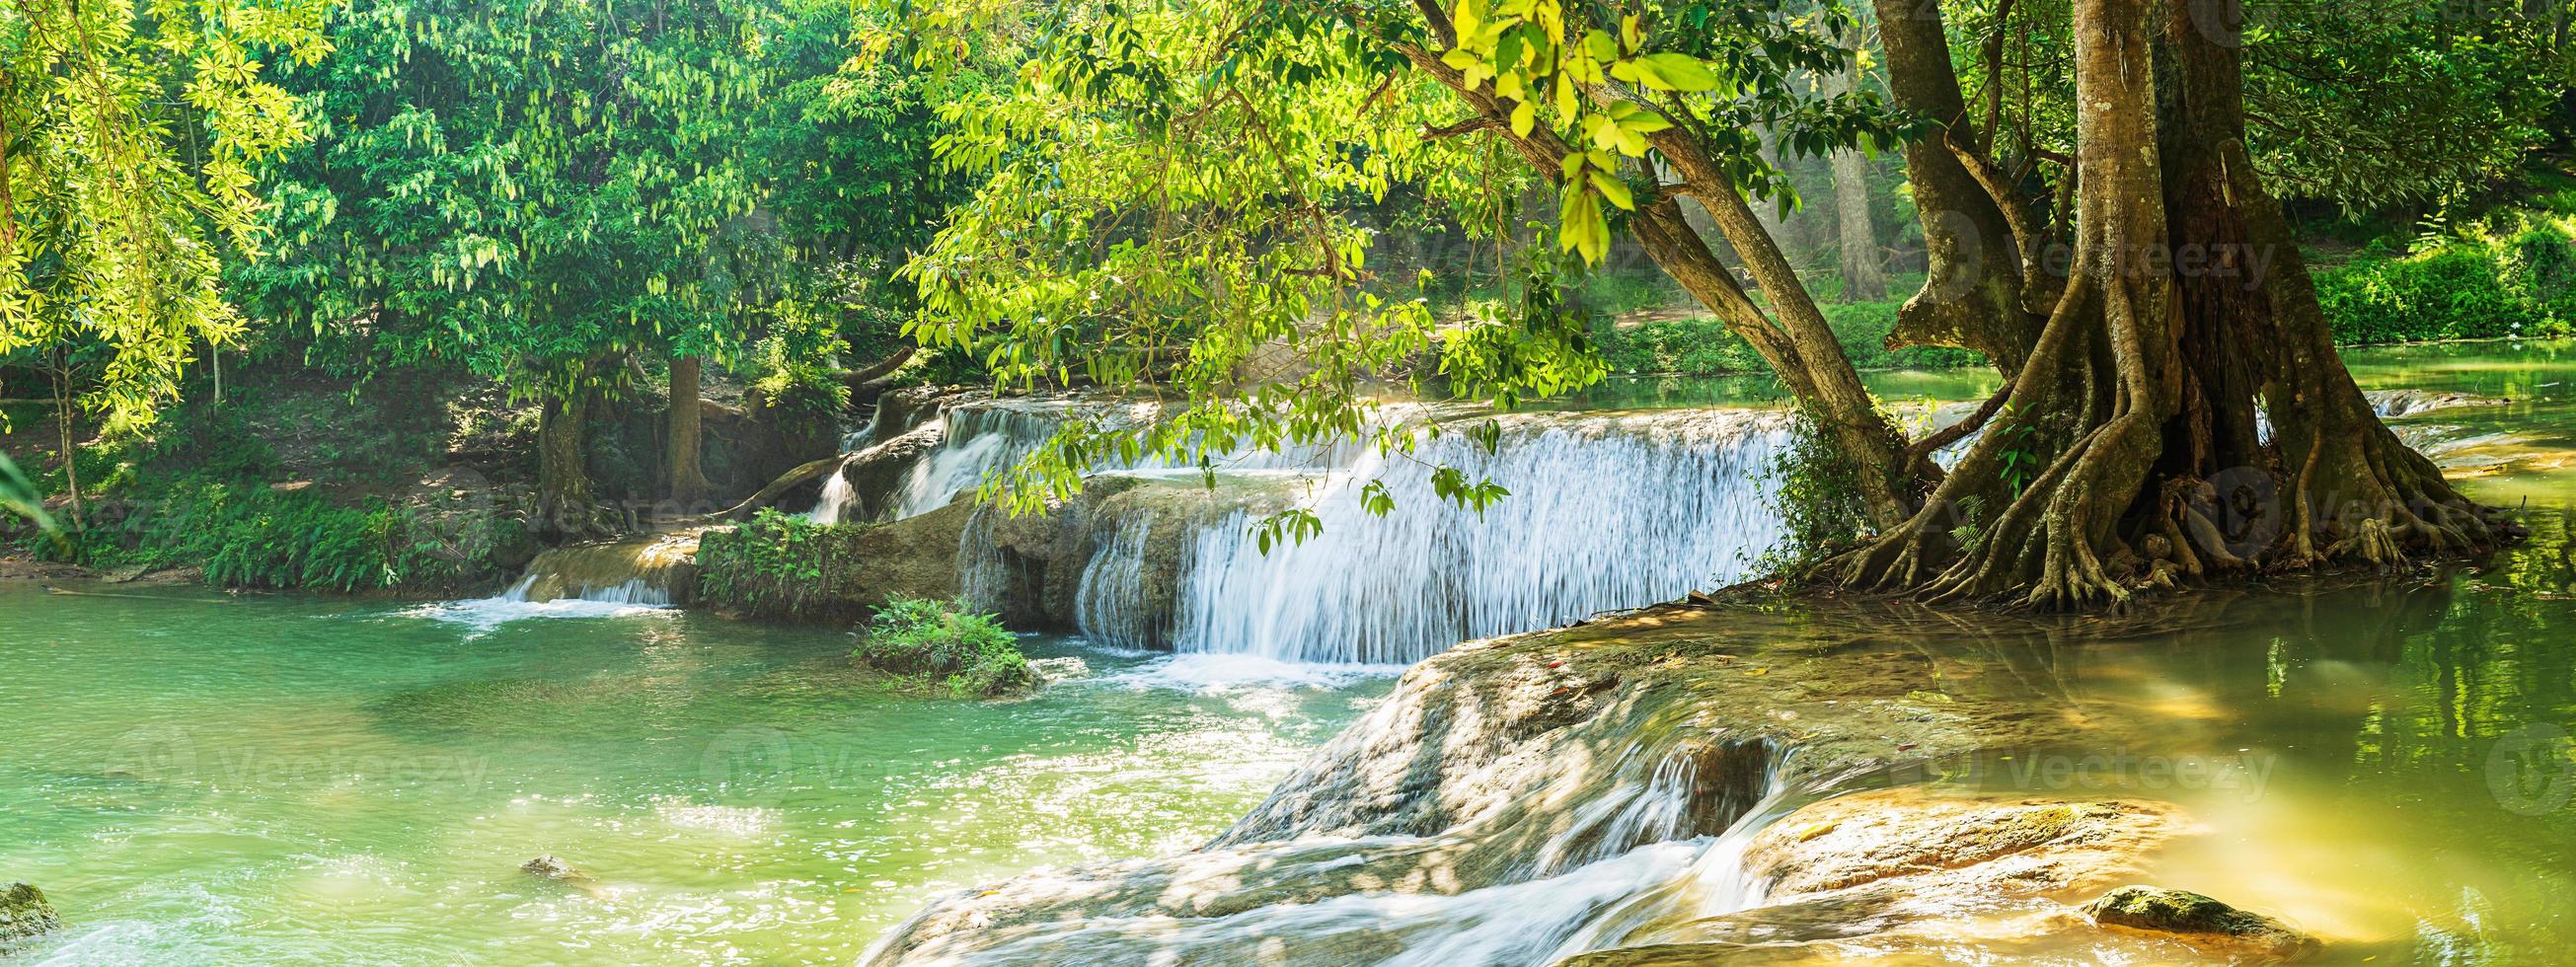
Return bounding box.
[9,343,2576,963]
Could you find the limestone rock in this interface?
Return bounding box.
[2083,885,2321,963]
[520,855,590,884]
[1742,788,2184,902]
[863,603,2107,966]
[0,882,61,942]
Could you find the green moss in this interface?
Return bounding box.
[2084,886,2269,935]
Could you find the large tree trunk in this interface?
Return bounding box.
[2157,0,2494,569]
[667,355,713,508]
[536,390,605,540]
[1835,0,2511,608]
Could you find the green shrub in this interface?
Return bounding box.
[2316,213,2576,344]
[2508,221,2576,330]
[856,596,1034,697]
[37,477,517,591]
[1752,403,1875,578]
[2317,248,2532,343]
[694,509,847,618]
[1590,299,1982,377]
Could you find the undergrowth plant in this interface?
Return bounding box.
[856,596,1033,698]
[1753,402,1876,579]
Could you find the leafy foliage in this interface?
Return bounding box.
[855,595,1032,697]
[232,0,781,400]
[0,452,50,533]
[34,476,518,591]
[0,0,332,433]
[1753,401,1870,576]
[2318,211,2576,344]
[885,0,1909,525]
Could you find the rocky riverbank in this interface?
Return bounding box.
[863,597,2327,965]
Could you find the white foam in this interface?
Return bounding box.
[1093,652,1405,693]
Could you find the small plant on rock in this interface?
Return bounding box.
[855,596,1034,698]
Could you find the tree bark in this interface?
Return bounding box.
[1834,0,2511,608]
[1869,0,2039,370]
[2158,0,2493,568]
[1841,0,2180,608]
[50,361,81,528]
[667,355,713,508]
[536,390,603,540]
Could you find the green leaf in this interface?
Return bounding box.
[1632,53,1718,92]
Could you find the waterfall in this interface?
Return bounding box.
[494,572,673,606]
[497,539,697,606]
[416,535,698,628]
[806,464,858,525]
[1164,409,1790,664]
[893,403,1112,519]
[1073,510,1160,650]
[912,399,1795,665]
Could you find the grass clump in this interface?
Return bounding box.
[855,596,1035,698]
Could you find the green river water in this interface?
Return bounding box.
[6,342,2576,964]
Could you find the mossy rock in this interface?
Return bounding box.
[0,882,61,942]
[2084,885,2322,962]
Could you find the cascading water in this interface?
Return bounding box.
[806,463,859,525]
[893,403,1125,519]
[494,572,673,606]
[1072,509,1160,651]
[889,745,1821,966]
[413,535,698,629]
[1158,409,1791,664]
[909,398,1797,665]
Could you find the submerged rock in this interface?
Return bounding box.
[0,882,61,942]
[1744,790,2182,902]
[1574,789,2190,963]
[520,855,593,885]
[2084,885,2321,962]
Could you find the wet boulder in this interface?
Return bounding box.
[0,882,61,942]
[2083,885,2320,963]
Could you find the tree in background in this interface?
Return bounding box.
[0,0,331,521]
[232,0,967,523]
[1823,11,1887,301]
[233,0,779,535]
